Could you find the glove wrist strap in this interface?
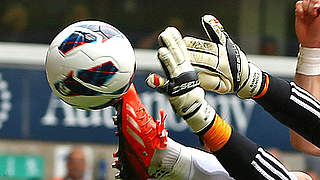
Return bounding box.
[237,63,263,99]
[184,100,216,133]
[169,88,215,133]
[168,72,200,96]
[253,73,270,99]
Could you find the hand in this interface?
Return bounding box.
[156,27,199,97]
[146,27,216,133]
[185,15,264,99]
[296,0,320,47]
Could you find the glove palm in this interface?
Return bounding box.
[185,15,264,99]
[146,27,215,134]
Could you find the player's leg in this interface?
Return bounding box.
[112,83,233,180]
[149,137,234,180]
[112,83,167,179]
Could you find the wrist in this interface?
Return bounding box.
[252,73,269,99]
[300,42,320,48]
[168,71,200,96]
[237,63,263,99]
[168,87,216,133]
[185,100,216,133]
[297,46,320,75]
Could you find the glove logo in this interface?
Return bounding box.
[233,44,241,83]
[172,80,200,96]
[226,38,242,90]
[249,72,260,94]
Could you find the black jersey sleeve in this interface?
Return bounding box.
[215,130,295,180]
[254,75,320,147]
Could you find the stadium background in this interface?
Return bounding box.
[0,0,319,179]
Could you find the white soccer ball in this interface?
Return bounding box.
[45,20,136,110]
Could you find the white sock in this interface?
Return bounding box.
[148,137,233,180]
[148,137,183,178]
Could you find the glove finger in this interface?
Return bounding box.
[198,72,231,94]
[158,27,188,65]
[184,36,219,52]
[201,15,227,45]
[145,73,168,94]
[146,73,167,88]
[184,37,220,70]
[158,47,178,79]
[158,31,166,47]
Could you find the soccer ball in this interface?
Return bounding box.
[45,20,136,110]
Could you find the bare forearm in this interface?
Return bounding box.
[290,129,320,156]
[294,74,320,98]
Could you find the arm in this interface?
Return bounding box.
[254,74,320,148]
[149,26,307,180]
[289,0,320,154]
[183,13,320,149]
[290,129,320,156]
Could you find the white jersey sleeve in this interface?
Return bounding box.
[161,144,234,180]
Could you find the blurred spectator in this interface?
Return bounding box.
[136,16,185,49]
[53,147,90,180]
[259,37,279,55]
[1,3,29,42]
[93,156,108,180]
[64,3,91,26]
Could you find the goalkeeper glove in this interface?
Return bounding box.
[185,15,266,99]
[146,27,216,134]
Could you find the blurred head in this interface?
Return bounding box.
[66,147,86,180]
[167,17,184,32]
[259,37,278,55]
[69,4,90,22]
[2,4,28,32]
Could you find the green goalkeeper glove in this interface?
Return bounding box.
[185,15,265,99]
[146,27,216,134]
